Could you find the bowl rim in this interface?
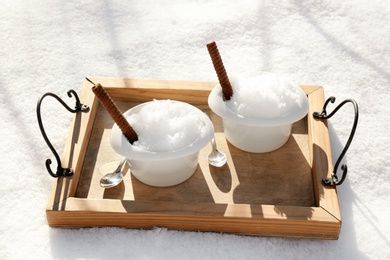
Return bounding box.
[110,100,214,160]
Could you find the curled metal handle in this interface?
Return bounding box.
[313,97,359,186]
[37,90,89,178]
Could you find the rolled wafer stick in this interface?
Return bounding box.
[88,79,138,144]
[206,41,233,101]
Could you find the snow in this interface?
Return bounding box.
[1,0,389,259]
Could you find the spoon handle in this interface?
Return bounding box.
[210,137,218,156]
[204,112,218,151]
[116,157,128,173]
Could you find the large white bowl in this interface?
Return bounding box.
[110,100,214,187]
[208,76,309,153]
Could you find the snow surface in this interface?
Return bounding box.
[1,0,389,259]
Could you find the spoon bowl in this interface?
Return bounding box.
[208,137,227,167]
[100,157,127,188]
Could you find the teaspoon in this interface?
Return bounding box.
[100,157,127,188]
[204,112,227,167]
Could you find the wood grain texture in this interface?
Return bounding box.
[46,78,341,239]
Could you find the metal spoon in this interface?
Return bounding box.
[208,136,227,167]
[100,157,128,188]
[204,112,227,167]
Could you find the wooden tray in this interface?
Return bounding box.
[46,77,341,239]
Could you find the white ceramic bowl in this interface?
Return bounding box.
[110,100,214,187]
[208,75,309,153]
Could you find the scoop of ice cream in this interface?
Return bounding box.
[126,100,208,152]
[226,73,305,119]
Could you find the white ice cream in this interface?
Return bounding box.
[226,73,306,119]
[126,100,207,152]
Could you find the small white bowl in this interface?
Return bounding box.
[110,100,214,187]
[208,75,309,153]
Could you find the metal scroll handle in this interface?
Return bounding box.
[37,90,89,178]
[313,97,359,186]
